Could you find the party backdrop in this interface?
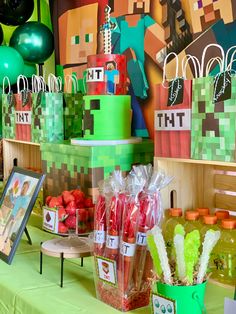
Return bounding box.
[49,1,236,138]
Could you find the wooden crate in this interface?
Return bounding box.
[3,139,42,179]
[155,157,236,212]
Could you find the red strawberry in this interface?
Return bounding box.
[65,201,77,216]
[78,208,89,223]
[72,190,85,203]
[58,222,68,234]
[57,195,63,206]
[84,198,94,208]
[58,207,67,222]
[78,222,86,234]
[77,201,85,209]
[88,206,94,221]
[48,197,62,208]
[65,215,76,229]
[46,196,52,206]
[62,191,75,205]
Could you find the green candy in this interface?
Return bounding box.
[184,230,200,284]
[147,234,162,277]
[174,224,185,236]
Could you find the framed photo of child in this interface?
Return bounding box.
[0,167,45,264]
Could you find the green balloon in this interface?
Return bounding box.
[10,21,54,64]
[23,62,37,77]
[0,46,24,85]
[1,0,52,45]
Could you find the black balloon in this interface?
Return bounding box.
[0,0,34,26]
[0,25,3,45]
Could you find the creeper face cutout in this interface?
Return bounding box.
[83,99,101,135]
[58,3,98,65]
[191,77,236,162]
[188,0,236,34]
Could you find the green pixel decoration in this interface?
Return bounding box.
[41,140,154,199]
[31,92,64,143]
[191,75,236,162]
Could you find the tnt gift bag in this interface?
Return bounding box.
[31,74,64,143]
[154,52,196,158]
[14,75,32,142]
[2,77,16,140]
[191,44,236,162]
[63,75,83,140]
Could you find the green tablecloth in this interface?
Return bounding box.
[0,224,234,314]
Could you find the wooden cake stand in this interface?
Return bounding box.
[40,236,93,287]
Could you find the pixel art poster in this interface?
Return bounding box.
[50,0,236,138]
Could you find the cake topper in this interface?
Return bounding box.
[100,5,116,55]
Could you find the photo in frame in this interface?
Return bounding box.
[0,167,45,264]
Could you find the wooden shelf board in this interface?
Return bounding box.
[3,139,40,147]
[155,157,236,167]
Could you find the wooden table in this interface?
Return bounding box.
[40,236,92,287]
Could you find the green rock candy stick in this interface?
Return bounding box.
[147,233,163,277]
[174,224,186,281]
[184,230,200,284]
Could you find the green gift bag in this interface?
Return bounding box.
[191,44,236,162]
[63,75,83,140]
[2,77,15,140]
[31,75,64,143]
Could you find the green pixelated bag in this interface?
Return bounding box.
[63,75,83,140]
[31,75,64,143]
[191,45,236,162]
[2,77,15,140]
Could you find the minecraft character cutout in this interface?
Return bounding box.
[105,61,120,95]
[110,0,166,137]
[188,0,236,35]
[166,1,236,78]
[58,3,98,89]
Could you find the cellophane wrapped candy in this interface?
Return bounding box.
[93,165,172,312]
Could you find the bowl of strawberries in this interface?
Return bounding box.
[43,189,95,235]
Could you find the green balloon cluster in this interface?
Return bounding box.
[10,21,54,64]
[0,0,54,85]
[23,62,37,77]
[0,46,24,85]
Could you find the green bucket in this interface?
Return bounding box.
[157,281,207,314]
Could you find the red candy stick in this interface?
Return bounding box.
[119,199,139,293]
[94,195,106,256]
[105,195,122,263]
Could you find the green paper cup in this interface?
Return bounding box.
[157,281,207,314]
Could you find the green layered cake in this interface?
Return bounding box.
[83,95,131,140]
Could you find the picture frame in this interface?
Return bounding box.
[0,167,45,264]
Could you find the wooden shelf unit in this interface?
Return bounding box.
[3,139,41,179]
[154,157,236,212]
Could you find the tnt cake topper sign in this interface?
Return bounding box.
[99,5,116,55]
[85,5,127,96]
